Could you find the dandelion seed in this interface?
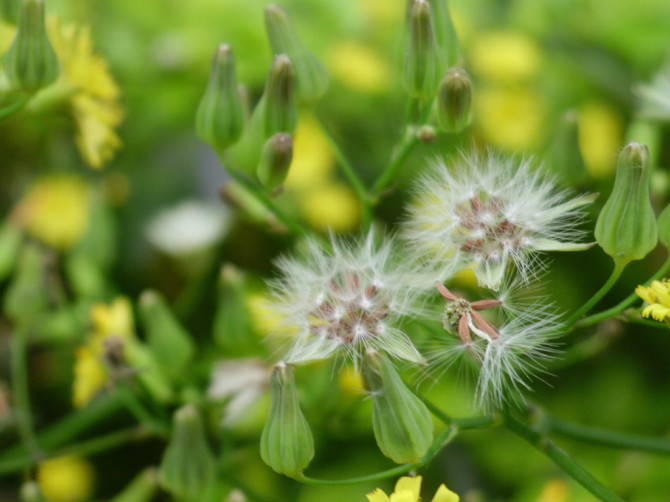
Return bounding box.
[404,150,595,290]
[266,231,428,367]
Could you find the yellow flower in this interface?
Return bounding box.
[327,42,391,93]
[636,279,670,322]
[12,175,91,251]
[37,455,95,502]
[470,32,543,83]
[298,183,360,232]
[367,476,459,502]
[578,102,624,179]
[73,297,135,408]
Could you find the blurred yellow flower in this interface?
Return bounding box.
[367,476,459,502]
[636,279,670,322]
[476,86,545,150]
[470,32,543,83]
[328,42,390,93]
[533,479,571,502]
[12,176,91,251]
[299,183,360,232]
[285,115,335,190]
[337,365,364,397]
[73,297,135,408]
[579,102,624,179]
[37,455,94,502]
[247,292,296,337]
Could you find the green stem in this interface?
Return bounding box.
[503,414,624,502]
[10,327,40,462]
[575,257,670,329]
[315,116,373,230]
[298,426,458,486]
[370,129,418,200]
[116,384,170,437]
[419,395,497,430]
[546,417,670,455]
[564,261,627,329]
[0,427,152,476]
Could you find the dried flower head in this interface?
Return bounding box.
[404,150,595,290]
[267,231,428,366]
[426,281,560,410]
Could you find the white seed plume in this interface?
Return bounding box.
[404,150,595,290]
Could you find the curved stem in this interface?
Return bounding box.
[297,426,458,486]
[564,261,627,329]
[575,257,670,329]
[370,129,418,200]
[315,115,373,230]
[503,413,624,502]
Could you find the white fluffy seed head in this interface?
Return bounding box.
[267,231,431,367]
[403,150,595,290]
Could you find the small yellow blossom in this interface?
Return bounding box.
[285,115,335,190]
[579,102,624,179]
[328,42,390,93]
[299,183,361,232]
[636,279,670,322]
[37,455,95,502]
[367,476,459,502]
[470,32,543,83]
[12,176,91,251]
[73,297,135,408]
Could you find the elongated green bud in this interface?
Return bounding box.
[4,243,49,325]
[595,142,658,266]
[4,0,58,91]
[139,290,195,377]
[257,132,293,191]
[159,405,216,500]
[362,349,433,464]
[260,362,314,477]
[265,4,329,103]
[196,44,245,152]
[404,0,442,99]
[425,0,459,67]
[258,55,298,138]
[548,111,588,185]
[436,68,472,133]
[657,203,669,250]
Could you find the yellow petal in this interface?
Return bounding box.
[72,346,107,408]
[392,476,422,502]
[431,484,460,502]
[635,285,654,304]
[367,488,391,502]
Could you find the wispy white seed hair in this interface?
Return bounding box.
[267,230,432,367]
[403,150,596,290]
[424,280,561,411]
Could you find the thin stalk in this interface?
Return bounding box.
[503,414,624,502]
[547,418,670,455]
[0,427,151,476]
[10,328,39,461]
[564,261,627,329]
[116,384,169,437]
[419,393,497,430]
[576,257,670,329]
[298,426,458,486]
[315,116,373,230]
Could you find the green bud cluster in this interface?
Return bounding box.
[4,0,59,92]
[260,362,314,477]
[362,349,433,464]
[595,142,658,266]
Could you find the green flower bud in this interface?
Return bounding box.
[404,0,442,99]
[595,142,658,266]
[123,340,173,403]
[258,54,298,138]
[362,349,433,464]
[139,290,195,377]
[4,243,49,325]
[159,405,217,500]
[436,68,472,133]
[196,44,245,152]
[213,264,256,355]
[657,202,669,250]
[425,0,459,67]
[256,132,293,192]
[417,124,437,143]
[265,4,329,103]
[4,0,58,92]
[548,110,588,185]
[1,0,20,24]
[260,362,314,477]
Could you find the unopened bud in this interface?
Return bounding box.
[417,125,436,143]
[159,405,216,500]
[260,362,314,477]
[362,349,433,464]
[548,110,588,185]
[139,290,195,376]
[657,203,670,250]
[595,142,658,266]
[4,0,58,91]
[257,132,293,191]
[196,44,245,152]
[4,243,49,325]
[404,0,442,99]
[436,68,472,133]
[1,0,20,24]
[265,4,329,103]
[425,0,459,67]
[213,264,254,355]
[258,55,298,138]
